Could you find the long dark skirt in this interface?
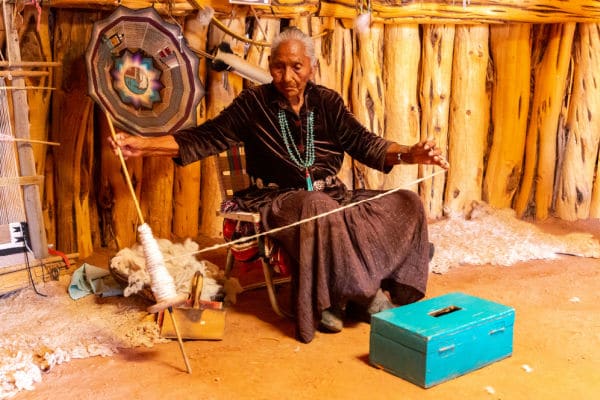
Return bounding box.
[260,188,430,343]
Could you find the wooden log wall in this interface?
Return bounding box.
[8,1,600,259]
[419,24,454,219]
[444,25,490,216]
[559,24,600,219]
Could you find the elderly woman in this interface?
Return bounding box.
[110,27,448,343]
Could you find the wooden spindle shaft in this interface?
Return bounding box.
[104,111,145,225]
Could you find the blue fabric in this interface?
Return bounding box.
[68,263,123,300]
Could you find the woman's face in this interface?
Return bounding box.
[269,39,314,104]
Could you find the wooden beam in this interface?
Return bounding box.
[0,70,50,77]
[0,176,44,187]
[0,61,61,67]
[320,0,600,24]
[43,1,600,23]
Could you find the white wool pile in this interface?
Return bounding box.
[429,201,600,274]
[110,237,224,301]
[194,6,214,26]
[353,12,371,33]
[0,278,165,399]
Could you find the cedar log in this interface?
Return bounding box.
[484,24,531,209]
[419,24,454,220]
[444,25,490,217]
[50,10,98,257]
[514,23,575,219]
[351,20,385,190]
[557,24,600,219]
[383,24,421,192]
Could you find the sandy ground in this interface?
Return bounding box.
[9,218,600,400]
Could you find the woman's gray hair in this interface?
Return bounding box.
[271,27,317,67]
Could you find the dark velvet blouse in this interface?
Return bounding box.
[173,81,392,191]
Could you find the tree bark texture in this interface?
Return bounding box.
[484,24,531,209]
[556,24,600,219]
[383,24,421,192]
[50,9,102,257]
[444,25,490,217]
[514,23,576,220]
[351,19,386,190]
[419,24,454,220]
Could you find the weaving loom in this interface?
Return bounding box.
[0,77,42,295]
[0,78,31,267]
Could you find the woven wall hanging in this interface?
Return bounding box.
[86,6,204,136]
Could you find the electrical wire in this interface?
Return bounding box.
[22,240,47,297]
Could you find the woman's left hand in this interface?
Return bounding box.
[403,139,449,169]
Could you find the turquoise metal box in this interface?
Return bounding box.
[369,292,515,388]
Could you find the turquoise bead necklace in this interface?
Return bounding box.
[277,109,315,191]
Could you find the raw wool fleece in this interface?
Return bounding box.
[429,201,600,274]
[110,237,229,302]
[0,277,165,400]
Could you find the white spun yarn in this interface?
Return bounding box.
[138,223,178,303]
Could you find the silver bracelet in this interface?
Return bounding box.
[397,152,406,164]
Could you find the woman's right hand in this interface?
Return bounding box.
[107,132,145,159]
[107,132,180,159]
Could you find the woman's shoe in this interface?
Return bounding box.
[319,308,343,333]
[366,288,395,315]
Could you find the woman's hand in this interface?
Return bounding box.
[107,132,180,159]
[387,139,449,169]
[405,139,449,169]
[107,132,144,159]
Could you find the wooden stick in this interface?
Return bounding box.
[104,111,145,225]
[0,176,44,187]
[0,137,60,146]
[0,70,49,77]
[0,86,56,90]
[0,61,61,67]
[167,306,192,374]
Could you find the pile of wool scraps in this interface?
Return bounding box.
[428,201,600,274]
[109,237,242,303]
[0,278,164,399]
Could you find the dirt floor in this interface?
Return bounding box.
[10,218,600,400]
